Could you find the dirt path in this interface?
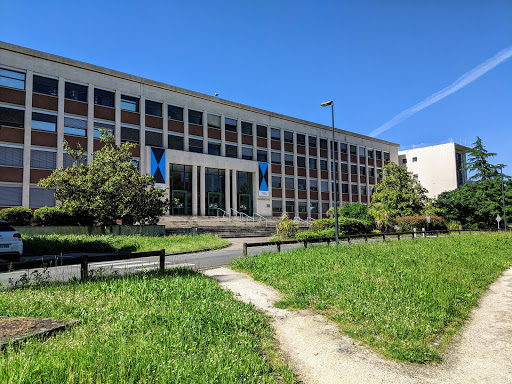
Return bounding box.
[204,267,512,384]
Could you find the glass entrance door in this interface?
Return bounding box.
[208,192,223,216]
[171,190,188,215]
[238,194,252,216]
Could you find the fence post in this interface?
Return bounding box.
[80,255,88,281]
[159,249,165,271]
[327,238,330,246]
[458,224,462,235]
[413,228,417,239]
[304,240,308,248]
[397,233,400,241]
[347,236,351,244]
[364,235,368,243]
[276,243,281,253]
[422,228,426,238]
[243,243,247,257]
[382,234,386,241]
[436,230,439,237]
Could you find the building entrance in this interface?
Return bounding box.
[208,192,223,216]
[171,190,188,215]
[238,194,252,216]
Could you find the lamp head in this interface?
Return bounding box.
[320,101,333,107]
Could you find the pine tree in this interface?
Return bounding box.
[463,136,499,181]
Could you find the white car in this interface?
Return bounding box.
[0,221,23,262]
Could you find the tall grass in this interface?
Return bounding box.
[22,234,229,255]
[0,269,294,383]
[231,232,512,363]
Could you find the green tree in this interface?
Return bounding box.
[463,136,499,181]
[369,162,430,220]
[39,131,169,226]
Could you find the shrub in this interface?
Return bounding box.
[276,213,298,239]
[325,203,372,222]
[34,206,76,226]
[395,216,447,231]
[309,217,373,236]
[0,207,33,226]
[296,228,335,240]
[447,220,460,230]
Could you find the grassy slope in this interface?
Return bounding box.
[0,269,294,383]
[22,234,229,255]
[231,232,512,363]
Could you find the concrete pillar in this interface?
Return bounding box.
[56,77,65,168]
[306,141,311,219]
[225,168,231,214]
[365,148,370,204]
[162,102,168,148]
[280,129,285,216]
[192,164,198,216]
[203,111,208,154]
[252,171,258,214]
[114,90,121,145]
[232,169,237,214]
[327,139,333,208]
[139,95,146,175]
[183,106,189,151]
[357,146,361,203]
[348,145,353,203]
[220,115,226,156]
[237,119,242,158]
[337,142,343,205]
[293,132,299,216]
[22,71,33,208]
[200,166,206,216]
[252,122,257,162]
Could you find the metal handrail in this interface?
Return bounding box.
[216,208,230,218]
[253,212,268,227]
[231,208,240,217]
[239,212,254,223]
[294,216,312,227]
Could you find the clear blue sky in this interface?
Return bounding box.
[2,0,511,168]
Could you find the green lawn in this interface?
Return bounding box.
[0,269,294,383]
[231,232,512,363]
[22,234,229,256]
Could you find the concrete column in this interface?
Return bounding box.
[306,143,311,219]
[365,148,370,204]
[220,115,226,156]
[337,142,343,205]
[280,129,285,216]
[203,111,208,154]
[139,95,146,175]
[293,132,299,216]
[357,146,361,203]
[237,119,242,158]
[22,71,33,208]
[162,102,168,148]
[114,90,121,145]
[200,166,206,216]
[232,169,237,214]
[183,106,189,151]
[252,171,258,214]
[225,169,231,215]
[192,164,198,216]
[327,139,333,208]
[348,145,353,203]
[252,123,257,161]
[55,78,65,168]
[86,84,94,164]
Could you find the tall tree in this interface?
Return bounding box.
[463,136,499,181]
[39,131,169,226]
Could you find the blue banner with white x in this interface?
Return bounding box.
[150,147,166,184]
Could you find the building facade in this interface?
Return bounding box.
[398,142,468,198]
[0,41,399,218]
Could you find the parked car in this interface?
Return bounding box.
[0,221,23,262]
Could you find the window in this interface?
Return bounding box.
[361,186,367,196]
[309,158,317,169]
[369,167,375,177]
[207,113,221,129]
[168,105,183,121]
[146,129,163,147]
[0,185,22,206]
[257,150,267,162]
[360,166,366,176]
[257,125,267,138]
[368,149,374,159]
[310,179,318,191]
[413,174,419,180]
[208,141,221,156]
[29,186,55,208]
[272,200,282,213]
[121,95,139,112]
[320,138,328,150]
[94,89,114,108]
[225,117,237,132]
[322,202,330,214]
[284,153,294,166]
[64,116,87,136]
[284,131,293,143]
[188,110,202,125]
[0,105,24,128]
[342,183,349,194]
[168,134,184,150]
[412,157,417,162]
[359,147,366,157]
[309,136,317,148]
[320,159,328,171]
[331,161,338,172]
[310,201,318,213]
[271,151,281,164]
[271,128,280,140]
[350,145,357,156]
[242,147,253,160]
[121,126,140,143]
[332,141,338,153]
[298,201,307,213]
[225,144,238,158]
[30,149,56,169]
[351,164,358,175]
[285,177,294,190]
[351,184,358,195]
[377,168,383,178]
[297,134,306,146]
[298,178,306,190]
[341,163,348,173]
[285,200,295,213]
[189,137,203,153]
[0,145,23,167]
[376,150,382,160]
[297,156,306,168]
[32,112,57,132]
[33,75,57,96]
[340,143,347,154]
[63,152,87,168]
[94,121,114,138]
[145,100,162,117]
[65,82,87,102]
[272,176,281,188]
[241,121,252,135]
[0,68,25,90]
[384,152,390,161]
[321,181,329,193]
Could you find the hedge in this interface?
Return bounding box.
[0,207,33,226]
[308,217,374,236]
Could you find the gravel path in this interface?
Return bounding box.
[204,267,512,384]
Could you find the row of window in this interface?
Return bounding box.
[270,175,377,192]
[0,184,55,208]
[271,199,370,214]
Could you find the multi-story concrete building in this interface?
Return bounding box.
[398,142,469,198]
[0,41,399,218]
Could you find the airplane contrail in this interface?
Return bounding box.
[369,45,512,138]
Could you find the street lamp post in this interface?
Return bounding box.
[498,165,508,231]
[321,100,339,245]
